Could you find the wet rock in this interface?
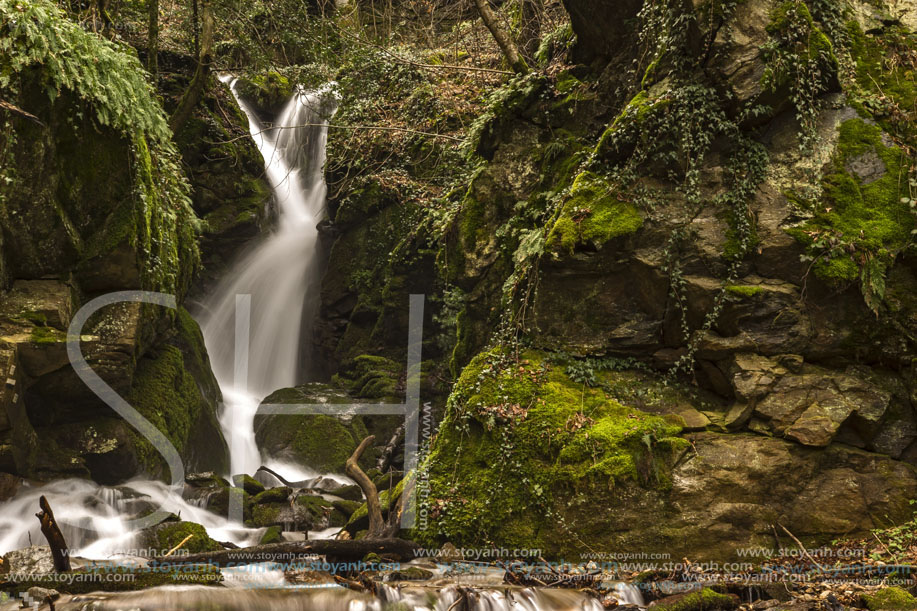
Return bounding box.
[1,546,54,575]
[648,588,739,610]
[254,383,386,473]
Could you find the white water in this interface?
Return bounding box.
[0,479,261,557]
[201,76,336,478]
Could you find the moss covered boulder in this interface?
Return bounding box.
[138,520,223,555]
[254,383,377,473]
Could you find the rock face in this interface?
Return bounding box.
[0,2,227,482]
[405,0,917,558]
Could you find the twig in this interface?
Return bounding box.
[164,534,194,557]
[778,523,826,573]
[0,98,46,127]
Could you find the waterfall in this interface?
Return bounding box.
[200,77,336,478]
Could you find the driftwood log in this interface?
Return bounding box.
[35,495,70,572]
[346,435,384,537]
[152,539,421,566]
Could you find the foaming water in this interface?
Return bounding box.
[201,77,337,477]
[0,479,262,557]
[39,583,611,610]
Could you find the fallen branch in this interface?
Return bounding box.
[778,523,826,573]
[152,539,421,565]
[36,496,70,572]
[346,436,384,538]
[0,99,45,127]
[164,534,194,557]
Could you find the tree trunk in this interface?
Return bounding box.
[36,496,70,572]
[147,0,159,76]
[518,0,544,65]
[168,0,214,134]
[472,0,529,73]
[345,435,385,538]
[153,539,422,565]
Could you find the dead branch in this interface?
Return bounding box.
[346,435,384,538]
[35,495,70,572]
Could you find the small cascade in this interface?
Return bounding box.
[200,77,337,478]
[0,479,262,557]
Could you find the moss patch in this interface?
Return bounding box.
[651,588,738,611]
[787,119,912,299]
[724,285,763,298]
[547,172,643,252]
[863,587,917,611]
[146,521,222,554]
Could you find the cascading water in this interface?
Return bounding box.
[200,77,337,479]
[0,80,338,558]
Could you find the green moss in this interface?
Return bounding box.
[788,119,912,296]
[127,344,207,472]
[847,21,917,138]
[29,325,65,345]
[150,521,222,554]
[259,525,283,545]
[250,503,282,527]
[252,487,291,504]
[332,355,401,399]
[724,285,763,298]
[651,588,737,611]
[595,90,672,157]
[863,587,917,611]
[239,474,265,495]
[547,172,643,252]
[236,71,294,111]
[20,310,47,326]
[417,348,686,556]
[346,477,406,532]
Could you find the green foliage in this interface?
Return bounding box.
[0,0,170,141]
[0,0,199,297]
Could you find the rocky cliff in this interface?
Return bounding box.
[307,0,917,560]
[0,0,228,482]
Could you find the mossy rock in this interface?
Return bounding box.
[252,487,291,505]
[235,71,294,116]
[254,383,377,473]
[140,521,222,555]
[239,474,265,495]
[332,355,402,400]
[546,172,643,253]
[786,118,914,309]
[332,499,363,518]
[345,478,407,536]
[414,348,687,557]
[259,526,283,545]
[863,587,917,611]
[650,588,739,611]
